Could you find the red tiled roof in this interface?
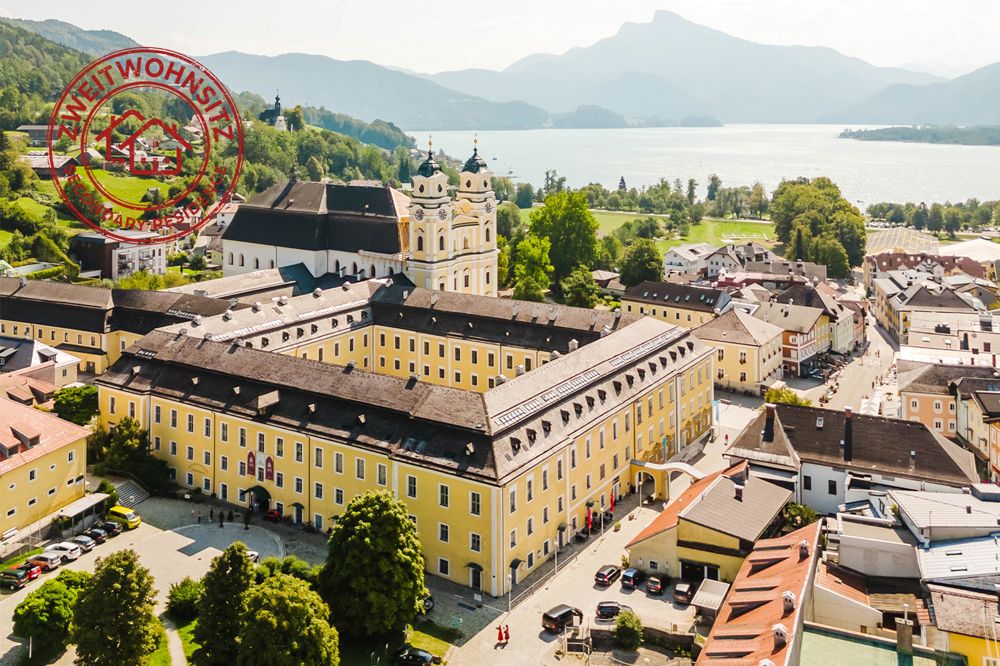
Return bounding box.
[0,399,88,475]
[815,561,868,605]
[697,523,821,666]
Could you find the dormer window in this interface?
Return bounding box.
[560,410,570,423]
[574,403,583,416]
[598,389,607,401]
[526,429,536,443]
[585,396,595,408]
[541,421,552,434]
[613,380,622,394]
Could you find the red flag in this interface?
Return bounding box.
[586,507,592,531]
[610,492,615,512]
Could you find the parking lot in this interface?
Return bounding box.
[0,498,283,666]
[448,503,696,666]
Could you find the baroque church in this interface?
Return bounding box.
[220,140,499,297]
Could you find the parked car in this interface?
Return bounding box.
[594,564,621,586]
[621,567,645,589]
[69,535,96,552]
[106,505,141,530]
[97,521,123,536]
[27,552,61,572]
[542,604,583,633]
[13,563,42,581]
[83,527,108,543]
[646,575,667,595]
[596,601,632,620]
[45,542,82,562]
[263,509,282,522]
[0,568,29,590]
[673,581,695,606]
[391,647,440,665]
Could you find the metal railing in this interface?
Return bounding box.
[508,548,582,609]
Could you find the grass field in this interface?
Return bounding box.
[177,618,200,659]
[339,620,456,666]
[518,205,775,255]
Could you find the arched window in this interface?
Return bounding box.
[239,254,244,267]
[485,227,491,242]
[438,235,445,251]
[268,260,275,269]
[254,257,260,269]
[352,262,358,275]
[463,237,470,250]
[228,253,233,265]
[417,235,424,252]
[369,265,376,279]
[486,271,491,285]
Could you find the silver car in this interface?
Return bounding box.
[69,534,96,552]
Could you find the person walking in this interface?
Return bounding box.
[210,508,214,521]
[218,512,224,528]
[504,625,510,644]
[496,625,504,647]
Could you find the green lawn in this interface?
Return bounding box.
[88,168,174,214]
[0,547,42,567]
[177,618,200,659]
[339,620,456,666]
[147,621,170,666]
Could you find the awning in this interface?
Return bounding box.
[510,558,523,569]
[465,562,483,571]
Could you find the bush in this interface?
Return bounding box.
[613,609,643,650]
[96,479,119,507]
[167,577,204,622]
[13,579,78,658]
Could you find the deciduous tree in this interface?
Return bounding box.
[53,385,99,426]
[512,233,553,302]
[529,191,599,285]
[318,490,426,637]
[496,202,521,238]
[238,574,339,666]
[193,543,255,666]
[560,265,600,308]
[13,579,78,657]
[763,387,811,406]
[72,550,158,666]
[515,182,534,209]
[619,239,663,287]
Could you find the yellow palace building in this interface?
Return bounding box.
[97,281,715,595]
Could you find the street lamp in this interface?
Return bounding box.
[507,573,513,612]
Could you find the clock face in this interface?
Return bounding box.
[437,207,448,221]
[414,209,424,221]
[485,202,493,213]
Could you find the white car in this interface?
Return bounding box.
[46,542,83,562]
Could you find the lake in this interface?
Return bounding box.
[419,124,1000,208]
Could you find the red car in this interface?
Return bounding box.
[263,509,282,522]
[13,563,42,581]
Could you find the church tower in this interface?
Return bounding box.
[452,136,499,296]
[407,138,454,292]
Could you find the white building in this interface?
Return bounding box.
[663,243,713,274]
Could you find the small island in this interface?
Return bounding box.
[839,125,1000,146]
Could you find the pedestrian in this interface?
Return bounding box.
[228,509,234,522]
[197,513,201,524]
[210,508,214,521]
[219,512,224,528]
[504,625,510,644]
[496,625,504,646]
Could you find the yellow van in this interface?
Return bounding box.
[106,505,141,530]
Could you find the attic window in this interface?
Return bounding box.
[613,380,622,394]
[560,410,570,423]
[331,318,338,328]
[511,437,521,452]
[637,368,645,380]
[282,332,290,341]
[357,414,366,425]
[311,324,319,334]
[659,356,668,367]
[669,351,677,361]
[526,429,536,442]
[816,417,824,429]
[541,421,552,434]
[598,389,607,401]
[648,362,657,373]
[625,374,634,387]
[574,402,583,416]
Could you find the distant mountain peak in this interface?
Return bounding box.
[0,16,137,56]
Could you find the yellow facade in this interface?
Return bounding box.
[622,300,715,329]
[98,311,715,595]
[945,632,994,665]
[815,314,831,353]
[676,520,746,582]
[0,404,88,538]
[703,335,782,394]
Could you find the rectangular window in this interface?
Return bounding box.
[109,396,116,414]
[526,479,533,502]
[316,448,325,469]
[203,451,211,466]
[355,458,365,480]
[828,479,837,495]
[221,423,229,442]
[239,427,246,447]
[407,475,417,498]
[257,433,265,453]
[557,459,563,480]
[295,442,304,463]
[275,472,284,488]
[204,418,211,438]
[438,558,450,576]
[186,446,194,461]
[509,488,516,513]
[333,451,342,473]
[470,533,481,552]
[439,524,449,542]
[470,491,481,516]
[377,464,387,486]
[154,405,161,423]
[335,488,344,505]
[187,414,194,433]
[803,475,812,490]
[542,468,549,491]
[295,477,303,493]
[171,409,179,428]
[276,438,284,458]
[220,455,228,471]
[439,484,449,508]
[509,529,517,548]
[314,482,324,500]
[239,461,246,476]
[543,506,549,523]
[527,518,534,535]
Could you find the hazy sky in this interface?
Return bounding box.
[3,0,998,76]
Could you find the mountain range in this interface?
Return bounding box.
[8,11,1000,129]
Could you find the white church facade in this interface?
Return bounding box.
[220,142,499,297]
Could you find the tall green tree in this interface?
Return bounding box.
[560,266,600,308]
[515,183,534,209]
[285,105,306,132]
[789,225,809,261]
[598,235,624,270]
[512,233,554,302]
[53,385,99,426]
[497,235,511,287]
[193,543,256,666]
[706,174,721,201]
[305,155,324,181]
[748,182,769,218]
[686,178,697,205]
[496,202,522,238]
[619,239,663,287]
[104,416,149,471]
[238,574,338,666]
[927,204,944,232]
[13,579,80,658]
[529,191,599,285]
[318,491,426,637]
[72,550,159,666]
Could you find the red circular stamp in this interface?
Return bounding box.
[46,47,244,244]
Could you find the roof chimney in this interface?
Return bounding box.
[772,623,788,649]
[798,539,810,560]
[910,450,916,470]
[762,403,776,442]
[782,591,796,614]
[843,406,853,462]
[734,484,744,502]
